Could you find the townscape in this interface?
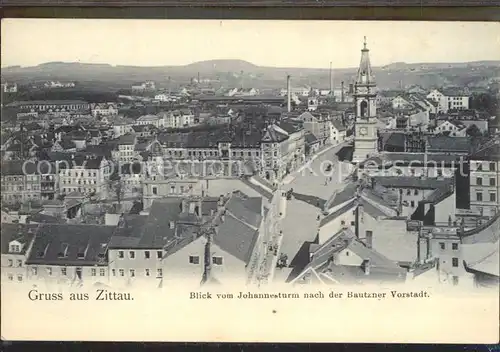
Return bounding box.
[1,36,499,293]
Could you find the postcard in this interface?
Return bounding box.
[1,19,499,343]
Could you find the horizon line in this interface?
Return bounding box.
[2,58,500,71]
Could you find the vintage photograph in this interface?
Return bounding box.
[1,19,499,342]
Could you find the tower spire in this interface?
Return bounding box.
[356,36,374,85]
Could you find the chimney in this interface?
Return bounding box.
[329,62,333,95]
[169,220,175,229]
[341,81,345,102]
[286,75,291,113]
[366,231,373,249]
[362,259,371,275]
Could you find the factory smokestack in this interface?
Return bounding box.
[341,81,345,102]
[287,75,291,113]
[329,62,333,95]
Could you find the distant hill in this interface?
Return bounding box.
[2,59,500,91]
[183,59,258,72]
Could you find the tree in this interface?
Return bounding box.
[108,171,124,206]
[470,92,499,116]
[466,124,483,137]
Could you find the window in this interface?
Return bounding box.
[476,177,482,186]
[452,243,458,250]
[476,192,483,202]
[452,276,459,286]
[8,274,13,281]
[341,220,345,225]
[157,268,163,278]
[152,187,158,195]
[490,162,496,171]
[145,251,150,259]
[414,189,419,195]
[212,256,223,265]
[350,221,355,226]
[406,189,411,195]
[145,269,150,276]
[129,251,135,259]
[7,259,13,267]
[61,267,67,276]
[130,269,135,277]
[410,201,415,207]
[157,251,163,259]
[100,268,105,276]
[47,267,52,276]
[119,269,125,277]
[439,242,445,250]
[118,251,124,259]
[17,260,22,267]
[189,256,200,264]
[91,268,96,276]
[452,258,459,267]
[490,193,496,202]
[112,269,116,276]
[490,178,496,186]
[17,275,23,282]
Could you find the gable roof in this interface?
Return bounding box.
[25,224,115,266]
[212,192,263,264]
[292,228,406,284]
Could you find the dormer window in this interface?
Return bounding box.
[9,244,21,253]
[77,250,85,259]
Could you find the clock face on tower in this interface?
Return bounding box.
[359,127,368,136]
[357,87,368,94]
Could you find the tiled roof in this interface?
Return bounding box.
[224,193,263,229]
[441,87,471,97]
[2,160,58,176]
[360,152,465,169]
[214,196,261,265]
[117,133,136,145]
[320,199,357,227]
[278,121,302,134]
[26,224,115,266]
[384,133,405,148]
[293,228,406,284]
[137,198,185,249]
[305,132,319,144]
[324,182,358,212]
[373,176,454,190]
[108,214,149,248]
[331,120,346,132]
[470,138,500,161]
[28,213,66,224]
[461,212,500,245]
[8,100,89,107]
[427,136,471,153]
[137,115,159,121]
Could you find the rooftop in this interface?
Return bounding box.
[25,224,115,266]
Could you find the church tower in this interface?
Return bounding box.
[352,37,379,164]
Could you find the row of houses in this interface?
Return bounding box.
[1,190,284,289]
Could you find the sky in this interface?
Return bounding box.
[2,19,499,69]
